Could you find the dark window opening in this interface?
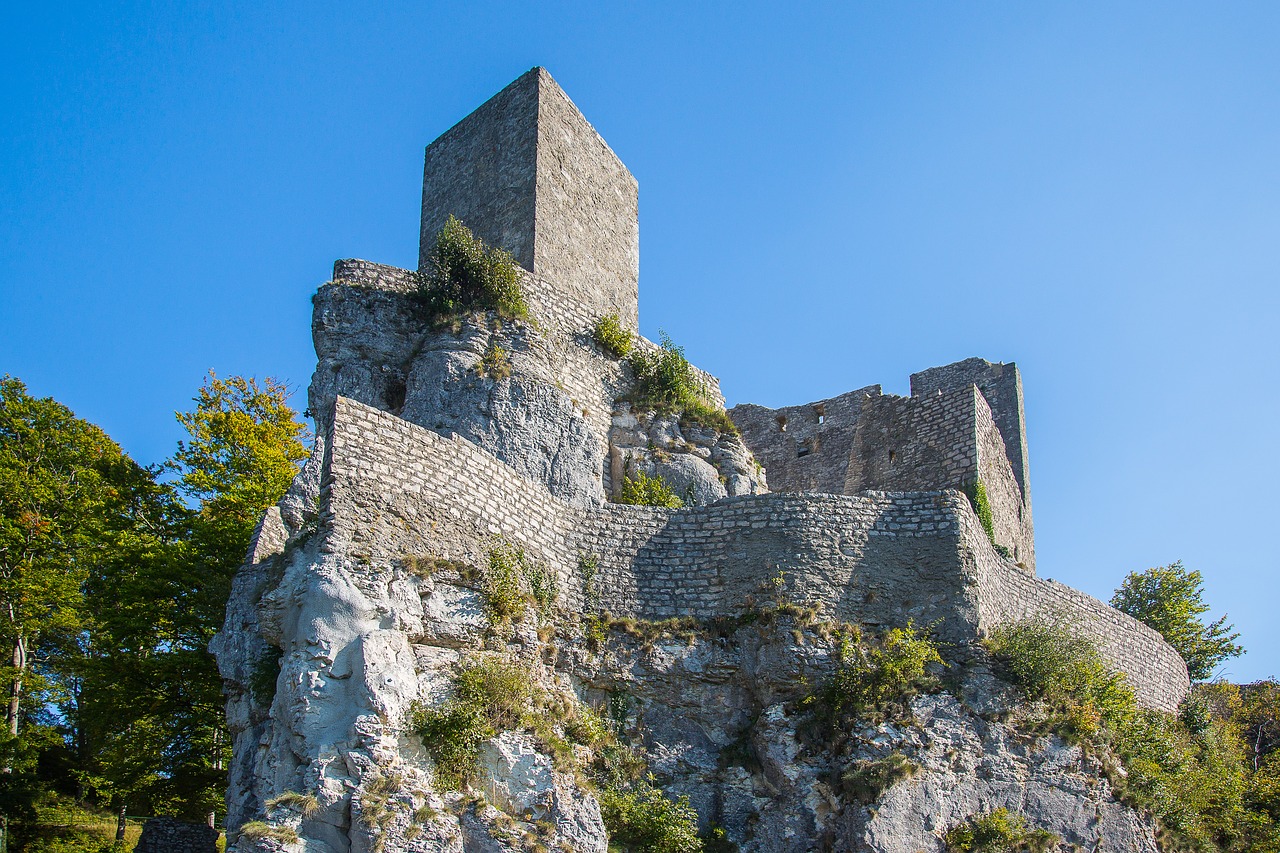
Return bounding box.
[888,449,897,464]
[777,415,787,433]
[815,404,826,425]
[797,438,814,458]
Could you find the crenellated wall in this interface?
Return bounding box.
[322,397,1186,712]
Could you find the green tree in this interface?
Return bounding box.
[0,377,178,842]
[76,373,309,821]
[1111,561,1243,682]
[0,377,144,741]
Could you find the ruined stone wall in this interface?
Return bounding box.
[731,368,1034,570]
[963,514,1189,714]
[418,67,639,332]
[911,359,1033,552]
[728,387,876,494]
[973,392,1034,567]
[324,397,1185,711]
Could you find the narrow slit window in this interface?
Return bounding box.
[777,415,787,433]
[815,404,826,425]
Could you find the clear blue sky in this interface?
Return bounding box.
[3,2,1277,680]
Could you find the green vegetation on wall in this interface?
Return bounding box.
[592,313,634,358]
[625,333,737,434]
[963,479,997,547]
[415,215,528,323]
[616,469,684,509]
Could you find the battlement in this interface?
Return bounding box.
[419,67,639,331]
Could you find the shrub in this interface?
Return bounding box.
[617,469,684,508]
[986,621,1256,848]
[525,562,558,618]
[484,542,531,625]
[597,785,703,853]
[592,313,634,358]
[943,808,1058,853]
[984,621,1135,739]
[625,332,738,435]
[806,623,942,734]
[411,656,535,789]
[476,343,512,380]
[416,215,527,322]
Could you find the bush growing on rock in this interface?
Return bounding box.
[985,621,1264,850]
[943,808,1057,853]
[596,785,703,853]
[411,655,535,789]
[625,332,737,435]
[415,215,528,323]
[804,622,942,736]
[617,469,684,508]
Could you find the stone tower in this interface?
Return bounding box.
[418,67,640,331]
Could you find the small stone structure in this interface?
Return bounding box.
[213,67,1188,853]
[133,817,218,853]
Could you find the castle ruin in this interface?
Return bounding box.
[214,67,1188,853]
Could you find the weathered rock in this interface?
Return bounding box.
[608,406,766,506]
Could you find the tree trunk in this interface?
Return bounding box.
[115,806,127,841]
[6,636,24,739]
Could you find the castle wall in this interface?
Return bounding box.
[845,385,982,493]
[729,387,876,495]
[964,519,1189,714]
[418,67,639,331]
[731,366,1035,570]
[912,359,1033,559]
[324,398,1186,712]
[315,260,721,468]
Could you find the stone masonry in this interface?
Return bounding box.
[730,359,1035,570]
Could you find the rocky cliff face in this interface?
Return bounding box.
[213,280,1166,852]
[218,495,1160,853]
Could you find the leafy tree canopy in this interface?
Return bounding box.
[1111,561,1244,682]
